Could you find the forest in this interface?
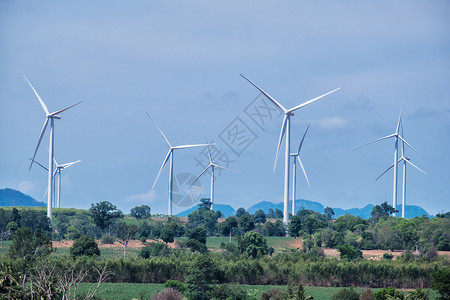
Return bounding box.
[0,200,449,299]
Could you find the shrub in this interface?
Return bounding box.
[164,280,186,293]
[150,288,182,300]
[331,287,359,300]
[337,243,363,261]
[360,289,375,300]
[206,284,248,300]
[70,235,100,258]
[431,269,450,300]
[383,253,394,260]
[374,287,401,300]
[101,234,115,244]
[407,288,429,300]
[260,289,285,300]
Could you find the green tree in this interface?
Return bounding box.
[235,207,246,217]
[324,206,335,220]
[289,215,302,237]
[274,208,283,219]
[116,222,138,258]
[130,205,151,219]
[253,209,267,224]
[187,227,208,253]
[220,216,238,243]
[374,287,401,300]
[238,231,268,258]
[237,214,255,233]
[337,243,362,261]
[160,226,175,244]
[89,201,123,234]
[70,235,100,258]
[431,269,450,300]
[185,254,220,300]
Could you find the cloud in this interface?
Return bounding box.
[125,190,158,204]
[16,180,37,195]
[315,117,349,130]
[343,95,375,111]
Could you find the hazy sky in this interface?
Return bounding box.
[1,1,449,215]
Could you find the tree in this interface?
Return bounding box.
[187,227,208,253]
[238,231,268,258]
[130,205,151,219]
[253,209,267,224]
[89,201,123,234]
[289,215,302,237]
[371,201,397,223]
[160,226,175,244]
[185,254,220,300]
[324,206,335,220]
[221,216,238,243]
[235,207,246,217]
[116,222,138,258]
[70,235,100,258]
[274,208,283,219]
[238,214,255,233]
[431,269,450,300]
[337,243,362,261]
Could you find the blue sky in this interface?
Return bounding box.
[1,1,449,215]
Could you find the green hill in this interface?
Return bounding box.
[0,188,45,207]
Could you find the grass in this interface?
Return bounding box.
[72,283,440,300]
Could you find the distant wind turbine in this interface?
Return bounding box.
[241,74,340,227]
[25,76,82,224]
[290,124,311,216]
[189,135,232,211]
[147,112,211,215]
[354,105,420,217]
[375,123,425,218]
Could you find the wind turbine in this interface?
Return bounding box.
[53,159,81,208]
[26,76,82,224]
[241,74,340,227]
[290,124,311,216]
[354,106,419,217]
[375,123,425,218]
[189,135,232,211]
[147,112,211,215]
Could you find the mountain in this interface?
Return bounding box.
[0,188,46,207]
[176,203,235,217]
[177,198,431,219]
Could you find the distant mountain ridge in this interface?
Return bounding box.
[0,188,45,207]
[178,199,431,219]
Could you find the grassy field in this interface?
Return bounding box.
[74,283,439,300]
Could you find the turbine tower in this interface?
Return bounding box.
[375,123,425,218]
[241,74,340,227]
[290,124,311,216]
[147,112,210,215]
[354,106,419,217]
[26,76,82,224]
[189,135,231,211]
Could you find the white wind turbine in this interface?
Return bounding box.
[290,124,311,216]
[241,74,340,227]
[147,112,211,216]
[26,76,82,224]
[189,136,232,211]
[30,157,81,208]
[375,123,425,218]
[354,106,419,217]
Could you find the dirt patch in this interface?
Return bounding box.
[288,239,303,249]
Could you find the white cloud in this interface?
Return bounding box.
[125,190,158,204]
[315,117,349,130]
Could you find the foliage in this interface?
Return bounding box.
[160,226,175,244]
[8,228,52,263]
[324,207,335,220]
[101,234,115,244]
[164,279,186,293]
[140,242,170,258]
[70,235,100,258]
[188,199,219,235]
[253,209,267,224]
[374,287,401,300]
[238,214,256,233]
[337,243,362,261]
[185,254,221,300]
[236,208,246,217]
[187,227,208,253]
[89,201,123,234]
[431,269,450,300]
[151,287,183,300]
[238,231,268,258]
[331,287,359,300]
[383,253,394,260]
[286,283,314,300]
[130,205,151,219]
[406,288,429,300]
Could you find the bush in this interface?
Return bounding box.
[374,287,401,300]
[331,287,359,300]
[260,289,285,300]
[360,289,375,300]
[101,234,115,244]
[70,235,100,258]
[431,269,450,300]
[206,284,248,300]
[337,243,363,261]
[407,288,429,300]
[150,288,182,300]
[164,280,186,293]
[383,253,394,260]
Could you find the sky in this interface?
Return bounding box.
[1,1,449,216]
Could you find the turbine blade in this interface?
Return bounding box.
[297,156,310,188]
[289,87,341,113]
[188,166,211,190]
[353,134,396,151]
[212,163,236,173]
[49,101,83,117]
[297,124,310,154]
[152,150,172,189]
[203,133,213,164]
[274,115,288,173]
[29,118,49,170]
[24,76,49,115]
[28,158,48,171]
[146,112,171,148]
[240,74,287,112]
[398,135,422,157]
[396,104,403,134]
[60,160,81,169]
[173,143,212,149]
[375,164,395,181]
[405,159,427,174]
